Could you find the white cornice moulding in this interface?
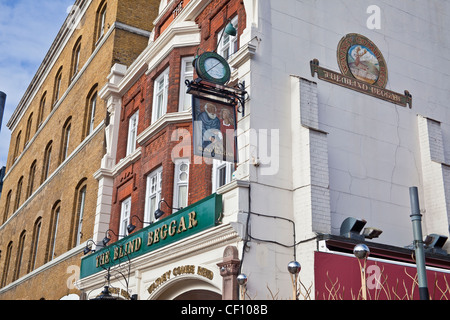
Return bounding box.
[110,147,142,178]
[0,242,86,295]
[144,22,201,75]
[136,111,192,147]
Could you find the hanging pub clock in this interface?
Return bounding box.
[193,51,231,85]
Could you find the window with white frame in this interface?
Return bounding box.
[88,92,97,136]
[212,159,235,192]
[119,197,131,239]
[75,186,86,246]
[97,2,107,41]
[179,57,194,111]
[217,16,238,60]
[48,205,60,261]
[152,67,169,123]
[173,159,189,210]
[127,110,139,155]
[144,167,162,223]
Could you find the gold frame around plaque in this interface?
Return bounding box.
[337,33,388,89]
[310,33,412,108]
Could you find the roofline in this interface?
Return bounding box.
[6,0,90,131]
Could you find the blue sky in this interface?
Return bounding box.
[0,0,74,168]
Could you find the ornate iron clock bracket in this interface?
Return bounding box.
[186,79,249,116]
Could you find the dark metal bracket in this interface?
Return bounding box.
[186,79,248,116]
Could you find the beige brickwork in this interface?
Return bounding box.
[0,0,159,300]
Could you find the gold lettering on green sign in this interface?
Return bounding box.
[147,211,198,247]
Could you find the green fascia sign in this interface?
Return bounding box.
[80,193,222,279]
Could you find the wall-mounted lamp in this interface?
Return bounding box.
[102,229,126,246]
[287,261,301,300]
[353,244,370,300]
[83,239,100,255]
[127,215,152,234]
[340,217,383,240]
[214,20,237,53]
[154,199,181,221]
[424,234,448,255]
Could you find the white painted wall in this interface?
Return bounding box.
[245,0,450,245]
[237,0,450,299]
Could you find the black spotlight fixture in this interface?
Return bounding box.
[127,215,152,234]
[102,229,125,246]
[155,199,181,220]
[83,239,98,255]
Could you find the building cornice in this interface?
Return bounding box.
[6,0,92,131]
[144,22,200,74]
[110,147,142,178]
[108,3,202,99]
[0,241,86,296]
[6,5,152,133]
[136,111,192,147]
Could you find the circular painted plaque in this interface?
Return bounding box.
[337,33,388,88]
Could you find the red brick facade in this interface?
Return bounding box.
[108,0,246,241]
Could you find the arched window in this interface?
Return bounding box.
[53,67,63,106]
[71,179,87,248]
[2,190,12,224]
[27,160,37,198]
[13,231,26,281]
[13,176,24,212]
[95,1,107,43]
[42,141,53,183]
[85,85,98,137]
[1,242,13,287]
[37,92,47,129]
[13,131,22,162]
[47,202,60,262]
[60,117,72,163]
[28,217,42,272]
[71,37,82,80]
[24,113,33,147]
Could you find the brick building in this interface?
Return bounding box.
[82,0,450,300]
[0,0,159,300]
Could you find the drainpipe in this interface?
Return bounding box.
[409,187,429,300]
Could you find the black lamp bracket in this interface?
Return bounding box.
[186,79,248,116]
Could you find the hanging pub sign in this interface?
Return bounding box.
[186,51,247,163]
[310,33,412,108]
[192,95,238,162]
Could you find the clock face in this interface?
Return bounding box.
[204,57,226,79]
[194,52,231,85]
